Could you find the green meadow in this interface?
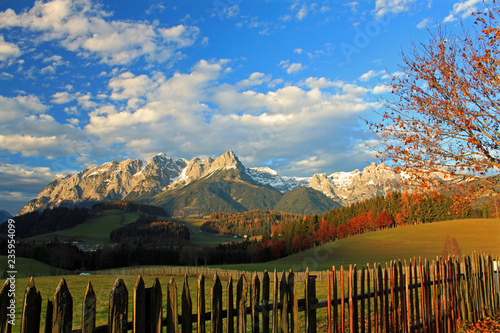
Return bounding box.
[25,210,141,244]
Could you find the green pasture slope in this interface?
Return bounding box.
[0,256,64,278]
[220,218,500,272]
[23,211,237,246]
[25,210,142,244]
[179,218,241,246]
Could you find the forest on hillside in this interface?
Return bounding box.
[200,191,481,263]
[2,191,496,271]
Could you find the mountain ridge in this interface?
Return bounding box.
[19,150,404,216]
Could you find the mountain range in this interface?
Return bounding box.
[0,210,12,224]
[19,150,403,216]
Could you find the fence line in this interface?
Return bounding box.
[91,266,336,282]
[1,254,498,332]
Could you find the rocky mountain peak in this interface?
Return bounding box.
[211,150,244,171]
[18,150,408,216]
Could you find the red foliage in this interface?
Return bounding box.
[292,235,302,252]
[375,211,394,228]
[270,240,286,259]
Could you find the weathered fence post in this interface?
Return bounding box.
[82,282,96,333]
[305,268,317,333]
[262,271,270,333]
[236,274,247,333]
[332,266,338,333]
[151,278,162,333]
[167,277,179,333]
[251,272,260,333]
[211,274,223,333]
[53,278,72,333]
[289,270,298,333]
[0,280,12,333]
[198,275,206,333]
[280,271,288,333]
[272,270,278,333]
[348,265,358,333]
[227,276,234,333]
[182,274,193,333]
[360,266,365,333]
[133,276,145,333]
[109,278,128,333]
[20,277,42,333]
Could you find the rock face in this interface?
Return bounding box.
[19,154,187,215]
[171,150,245,188]
[19,150,404,215]
[253,162,402,206]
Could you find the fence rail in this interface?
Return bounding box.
[90,266,334,282]
[1,254,499,332]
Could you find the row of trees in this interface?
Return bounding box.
[201,210,302,236]
[109,220,190,246]
[247,191,473,262]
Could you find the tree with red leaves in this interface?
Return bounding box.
[292,235,302,252]
[368,1,500,192]
[270,240,286,259]
[375,211,394,229]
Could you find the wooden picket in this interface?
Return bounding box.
[2,254,499,333]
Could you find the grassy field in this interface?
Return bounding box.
[179,218,242,246]
[23,213,238,247]
[216,218,500,272]
[25,210,141,244]
[12,272,327,332]
[5,218,500,331]
[0,256,64,278]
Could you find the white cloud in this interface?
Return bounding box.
[109,71,162,100]
[80,59,376,172]
[0,95,47,122]
[0,164,64,214]
[374,0,416,17]
[373,84,392,94]
[237,72,272,88]
[77,93,97,109]
[52,91,75,104]
[443,0,481,23]
[0,0,202,65]
[359,70,384,82]
[304,77,343,89]
[344,2,360,13]
[160,25,200,48]
[0,35,21,61]
[0,134,59,156]
[296,4,309,21]
[279,60,306,74]
[416,17,432,29]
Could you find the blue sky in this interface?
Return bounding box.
[0,0,488,214]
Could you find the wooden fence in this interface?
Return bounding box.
[1,254,499,333]
[91,266,333,282]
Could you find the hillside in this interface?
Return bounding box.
[217,218,500,271]
[274,187,340,215]
[149,167,283,216]
[0,210,12,224]
[25,209,143,244]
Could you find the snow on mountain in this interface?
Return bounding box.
[19,151,406,215]
[247,162,402,206]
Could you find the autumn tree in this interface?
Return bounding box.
[369,2,500,191]
[441,235,462,258]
